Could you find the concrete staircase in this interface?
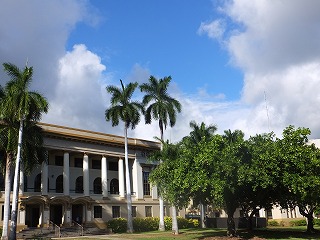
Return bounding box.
[17,225,110,239]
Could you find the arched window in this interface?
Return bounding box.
[34,173,41,192]
[93,177,102,194]
[75,176,83,193]
[56,175,63,193]
[110,178,119,194]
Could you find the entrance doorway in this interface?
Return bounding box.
[25,204,40,227]
[50,204,63,225]
[72,204,83,224]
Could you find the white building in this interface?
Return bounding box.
[0,123,164,229]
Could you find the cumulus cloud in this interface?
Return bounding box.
[42,44,113,133]
[199,0,320,138]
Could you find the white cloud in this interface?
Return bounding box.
[42,44,113,133]
[199,0,320,138]
[198,19,225,41]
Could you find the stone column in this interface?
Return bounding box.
[86,204,92,222]
[41,161,48,195]
[19,204,26,225]
[132,158,143,199]
[118,158,125,198]
[83,153,89,196]
[151,185,158,200]
[64,203,72,226]
[63,152,70,195]
[101,156,108,198]
[43,203,50,227]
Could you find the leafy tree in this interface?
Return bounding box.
[0,62,48,240]
[240,133,278,230]
[276,126,320,233]
[182,121,217,228]
[105,80,143,233]
[140,75,181,233]
[149,140,190,234]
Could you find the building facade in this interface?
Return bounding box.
[0,123,163,228]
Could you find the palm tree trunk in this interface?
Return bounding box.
[1,155,12,240]
[10,119,23,240]
[158,125,165,231]
[124,125,133,233]
[171,206,179,235]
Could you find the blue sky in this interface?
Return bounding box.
[66,1,243,100]
[1,1,320,142]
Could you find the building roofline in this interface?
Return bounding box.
[38,122,160,150]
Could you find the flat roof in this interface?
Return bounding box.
[39,122,161,150]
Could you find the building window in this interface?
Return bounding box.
[34,173,41,192]
[109,162,118,171]
[93,177,102,194]
[94,206,102,218]
[74,158,83,168]
[112,206,120,218]
[145,206,152,217]
[75,176,83,193]
[267,209,273,219]
[132,206,137,218]
[55,156,63,166]
[110,178,119,194]
[143,172,150,196]
[56,175,63,193]
[92,160,101,169]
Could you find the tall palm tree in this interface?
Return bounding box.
[105,80,143,233]
[140,75,181,233]
[0,62,48,240]
[187,120,217,144]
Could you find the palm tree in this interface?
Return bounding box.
[187,120,217,144]
[140,75,181,233]
[0,62,48,240]
[105,80,143,233]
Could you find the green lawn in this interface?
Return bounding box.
[60,227,320,240]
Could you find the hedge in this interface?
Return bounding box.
[107,217,199,233]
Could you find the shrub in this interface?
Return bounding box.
[268,220,280,226]
[177,217,189,229]
[314,218,320,226]
[189,218,200,228]
[107,218,127,233]
[289,219,307,227]
[164,216,172,230]
[133,217,159,232]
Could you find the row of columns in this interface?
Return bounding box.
[19,152,155,199]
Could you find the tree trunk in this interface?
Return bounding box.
[227,214,236,237]
[124,126,133,233]
[307,215,315,233]
[298,205,315,233]
[171,206,179,235]
[1,154,12,240]
[248,208,259,230]
[10,119,24,240]
[200,202,206,228]
[158,124,165,231]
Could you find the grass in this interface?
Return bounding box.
[55,227,320,240]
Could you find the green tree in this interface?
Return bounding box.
[149,140,190,234]
[105,80,143,233]
[240,133,278,230]
[140,75,181,233]
[183,121,217,228]
[276,126,320,233]
[0,62,48,240]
